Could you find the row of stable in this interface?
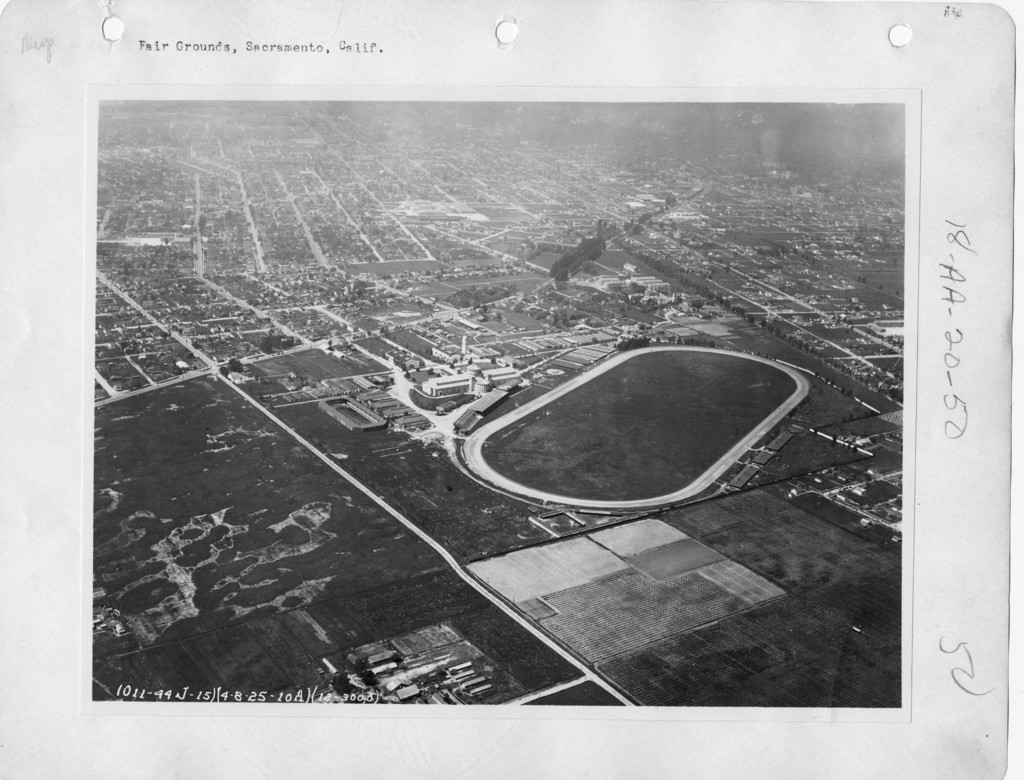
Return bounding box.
[355,390,432,431]
[452,387,511,435]
[318,389,431,432]
[726,431,795,489]
[549,342,617,371]
[269,373,386,404]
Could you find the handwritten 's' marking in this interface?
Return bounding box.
[939,637,993,696]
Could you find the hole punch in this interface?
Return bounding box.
[102,15,125,43]
[495,18,518,49]
[888,23,912,48]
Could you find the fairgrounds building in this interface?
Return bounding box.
[318,398,387,432]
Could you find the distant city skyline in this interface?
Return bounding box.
[103,101,904,177]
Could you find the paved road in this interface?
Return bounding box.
[93,369,120,398]
[199,276,310,347]
[192,153,267,273]
[462,345,810,510]
[192,173,204,277]
[215,373,632,705]
[312,129,437,261]
[306,169,385,263]
[96,271,217,370]
[503,677,592,706]
[274,169,328,267]
[94,367,214,408]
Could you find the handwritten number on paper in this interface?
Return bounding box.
[939,638,993,696]
[942,221,972,439]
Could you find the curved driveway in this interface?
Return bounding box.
[461,346,810,510]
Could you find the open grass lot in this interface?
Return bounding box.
[663,489,899,595]
[527,252,562,271]
[270,401,549,559]
[479,349,800,502]
[96,575,580,703]
[250,349,386,380]
[386,329,437,359]
[528,680,625,706]
[93,377,573,701]
[352,337,393,359]
[448,607,579,693]
[94,378,444,644]
[788,379,878,428]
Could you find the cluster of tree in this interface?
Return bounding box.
[754,243,789,258]
[624,212,654,235]
[549,235,607,282]
[679,336,719,348]
[616,334,652,351]
[259,332,297,353]
[447,283,518,310]
[219,357,246,376]
[623,246,731,307]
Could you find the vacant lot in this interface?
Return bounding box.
[662,489,898,595]
[272,401,550,559]
[93,377,576,701]
[478,349,801,502]
[250,349,385,381]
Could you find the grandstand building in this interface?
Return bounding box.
[422,373,476,397]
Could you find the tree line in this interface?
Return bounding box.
[549,235,608,282]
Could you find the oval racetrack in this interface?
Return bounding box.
[461,346,810,509]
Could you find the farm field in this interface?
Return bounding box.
[590,518,688,557]
[598,573,900,707]
[469,538,630,602]
[475,348,803,503]
[584,486,903,705]
[469,517,788,671]
[93,377,578,701]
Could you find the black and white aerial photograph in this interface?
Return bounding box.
[92,100,905,708]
